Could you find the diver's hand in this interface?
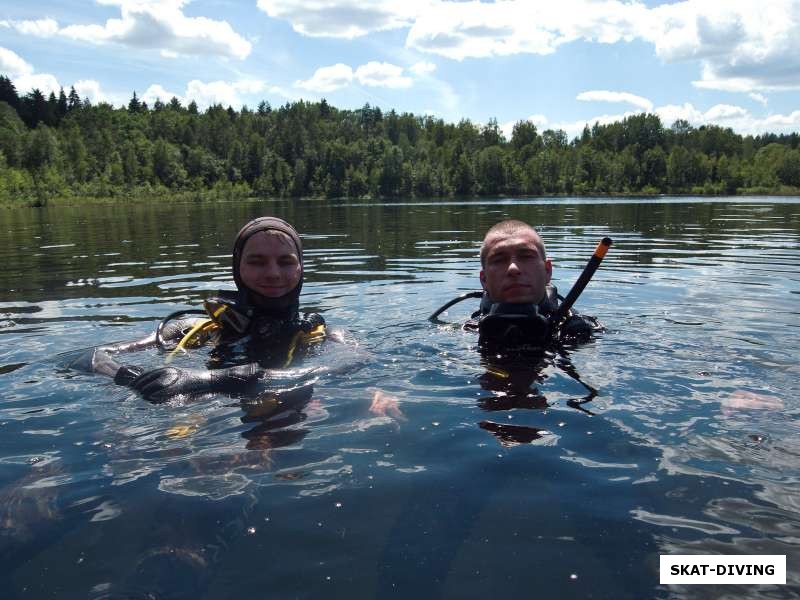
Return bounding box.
[130,364,262,402]
[131,367,213,402]
[68,348,122,378]
[369,389,406,421]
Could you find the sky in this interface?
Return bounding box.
[1,0,799,139]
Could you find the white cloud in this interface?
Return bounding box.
[0,47,116,105]
[762,110,800,128]
[409,60,436,75]
[257,0,800,94]
[355,61,412,88]
[141,79,268,110]
[0,46,61,95]
[576,90,654,112]
[523,114,549,128]
[55,0,251,60]
[0,18,60,37]
[654,1,800,92]
[703,104,748,121]
[141,83,180,105]
[654,103,704,127]
[408,1,800,92]
[73,79,113,104]
[296,61,418,92]
[535,101,800,139]
[295,63,354,92]
[407,1,648,60]
[186,79,265,107]
[700,107,800,135]
[0,46,34,77]
[748,93,768,106]
[257,0,429,38]
[690,65,762,93]
[13,74,62,96]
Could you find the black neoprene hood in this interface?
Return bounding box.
[231,216,304,314]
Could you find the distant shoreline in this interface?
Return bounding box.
[4,188,800,209]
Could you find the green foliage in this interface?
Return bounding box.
[475,146,505,194]
[1,72,799,205]
[25,123,59,170]
[152,138,186,188]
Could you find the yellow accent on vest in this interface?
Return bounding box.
[283,324,326,368]
[166,318,219,363]
[485,365,510,379]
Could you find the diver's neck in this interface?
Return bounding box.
[242,289,299,320]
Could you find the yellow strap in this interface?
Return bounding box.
[486,365,510,379]
[283,324,326,368]
[166,318,217,363]
[304,324,326,344]
[282,331,304,368]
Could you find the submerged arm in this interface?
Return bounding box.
[66,317,207,383]
[129,363,322,403]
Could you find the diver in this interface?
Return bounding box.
[471,219,605,353]
[69,217,336,406]
[430,219,610,445]
[431,219,606,353]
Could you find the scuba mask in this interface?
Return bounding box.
[478,302,552,350]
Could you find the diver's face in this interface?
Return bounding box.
[239,232,301,298]
[480,229,552,303]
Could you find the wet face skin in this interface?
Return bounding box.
[480,228,552,304]
[239,232,301,298]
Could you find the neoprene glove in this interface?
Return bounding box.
[130,364,262,402]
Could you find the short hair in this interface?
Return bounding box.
[480,220,546,266]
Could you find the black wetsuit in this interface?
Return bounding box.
[69,291,326,403]
[70,216,331,403]
[466,284,599,354]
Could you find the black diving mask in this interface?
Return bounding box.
[478,303,552,350]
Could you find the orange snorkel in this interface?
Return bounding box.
[550,237,612,327]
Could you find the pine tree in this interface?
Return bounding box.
[128,91,141,113]
[21,89,48,128]
[0,76,20,110]
[67,86,81,112]
[46,91,59,126]
[57,88,68,120]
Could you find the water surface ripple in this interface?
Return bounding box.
[0,197,798,598]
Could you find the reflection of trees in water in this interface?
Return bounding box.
[0,461,62,545]
[2,200,798,307]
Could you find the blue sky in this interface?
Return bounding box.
[1,0,799,138]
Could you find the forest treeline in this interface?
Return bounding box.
[1,75,799,206]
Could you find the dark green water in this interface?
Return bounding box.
[1,197,799,599]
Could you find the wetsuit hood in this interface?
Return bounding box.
[232,217,303,319]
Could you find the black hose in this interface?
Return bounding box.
[428,291,483,323]
[551,237,612,325]
[155,309,207,350]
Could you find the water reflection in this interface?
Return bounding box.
[0,197,799,598]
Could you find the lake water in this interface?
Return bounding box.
[1,197,798,599]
